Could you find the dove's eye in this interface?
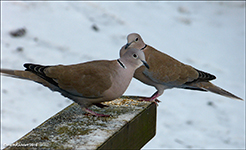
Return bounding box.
[135,38,138,41]
[133,54,138,58]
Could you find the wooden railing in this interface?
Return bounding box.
[4,96,156,149]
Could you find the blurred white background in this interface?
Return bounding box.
[1,1,245,149]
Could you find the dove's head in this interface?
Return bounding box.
[120,33,146,57]
[120,47,149,69]
[125,33,146,49]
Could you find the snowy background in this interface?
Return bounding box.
[1,1,245,149]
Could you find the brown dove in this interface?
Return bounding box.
[120,33,243,102]
[1,47,149,117]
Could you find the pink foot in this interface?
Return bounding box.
[138,91,161,105]
[139,97,160,105]
[84,108,111,117]
[139,97,160,103]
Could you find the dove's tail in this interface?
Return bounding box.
[1,69,29,79]
[0,68,53,88]
[1,68,38,81]
[194,81,243,100]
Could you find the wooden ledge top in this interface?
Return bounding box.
[4,96,157,150]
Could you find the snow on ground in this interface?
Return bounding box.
[1,1,245,149]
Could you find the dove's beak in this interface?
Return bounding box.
[141,60,149,69]
[125,41,133,49]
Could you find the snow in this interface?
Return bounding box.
[13,98,148,149]
[67,104,145,150]
[1,1,245,149]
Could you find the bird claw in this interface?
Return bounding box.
[84,108,111,117]
[84,113,111,117]
[138,97,161,105]
[154,99,161,103]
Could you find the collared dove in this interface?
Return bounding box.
[120,33,243,102]
[1,47,149,117]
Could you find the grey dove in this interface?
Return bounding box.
[1,47,149,117]
[120,33,243,102]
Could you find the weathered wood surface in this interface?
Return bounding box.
[4,96,156,150]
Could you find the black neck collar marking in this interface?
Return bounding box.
[117,59,126,69]
[141,44,147,50]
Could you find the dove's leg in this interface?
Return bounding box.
[139,91,161,104]
[82,108,110,117]
[139,85,166,104]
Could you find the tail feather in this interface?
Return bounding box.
[196,82,243,100]
[1,69,29,80]
[1,68,54,90]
